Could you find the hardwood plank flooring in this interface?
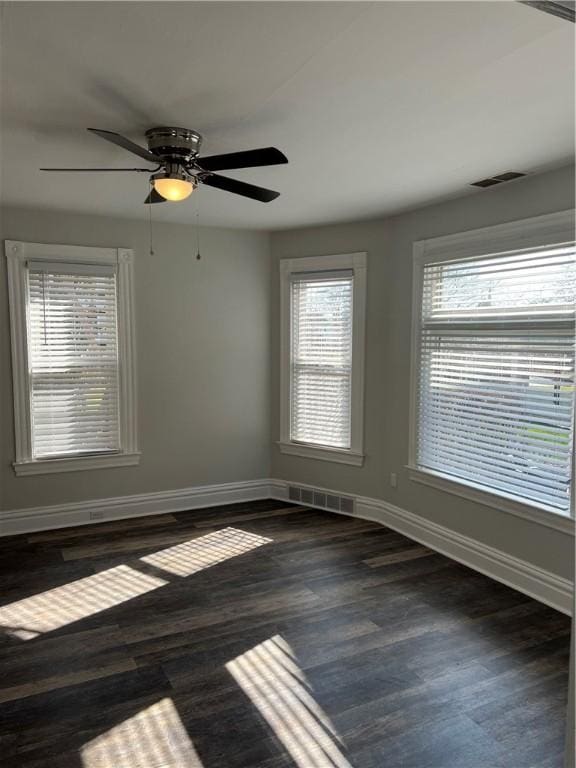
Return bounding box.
[0,500,569,767]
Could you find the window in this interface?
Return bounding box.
[409,211,575,524]
[291,272,353,448]
[279,252,366,465]
[6,241,139,475]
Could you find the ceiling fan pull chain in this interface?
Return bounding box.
[195,196,201,261]
[148,192,155,256]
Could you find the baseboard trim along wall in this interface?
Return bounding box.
[269,479,574,617]
[0,479,273,537]
[1,477,572,616]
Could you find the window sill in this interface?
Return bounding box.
[407,465,574,535]
[14,452,141,476]
[278,441,364,466]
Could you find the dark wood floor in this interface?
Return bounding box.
[0,500,570,768]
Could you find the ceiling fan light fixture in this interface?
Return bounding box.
[42,127,287,204]
[153,172,194,202]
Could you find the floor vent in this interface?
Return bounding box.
[340,496,355,515]
[313,491,327,508]
[288,485,301,503]
[288,485,355,515]
[301,488,314,506]
[326,494,340,512]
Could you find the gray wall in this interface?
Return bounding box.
[0,207,271,511]
[1,167,574,582]
[270,165,575,580]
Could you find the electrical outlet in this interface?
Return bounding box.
[390,472,398,488]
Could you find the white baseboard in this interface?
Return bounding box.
[270,479,574,617]
[0,479,275,536]
[2,476,572,616]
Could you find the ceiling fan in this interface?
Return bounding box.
[40,127,288,204]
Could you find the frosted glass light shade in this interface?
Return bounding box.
[154,177,194,201]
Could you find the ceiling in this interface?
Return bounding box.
[1,2,574,230]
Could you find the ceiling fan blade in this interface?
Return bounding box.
[88,128,159,163]
[200,173,280,202]
[144,188,166,204]
[40,167,153,172]
[197,147,287,172]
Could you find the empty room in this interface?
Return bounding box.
[0,2,574,766]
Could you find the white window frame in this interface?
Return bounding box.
[408,210,576,534]
[5,240,140,476]
[279,252,367,466]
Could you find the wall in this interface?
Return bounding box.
[270,165,575,581]
[1,167,574,583]
[0,207,271,511]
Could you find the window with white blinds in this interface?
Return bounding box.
[290,272,353,448]
[6,240,138,475]
[415,243,576,515]
[27,262,121,458]
[279,252,366,465]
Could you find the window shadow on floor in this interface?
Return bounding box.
[0,501,570,768]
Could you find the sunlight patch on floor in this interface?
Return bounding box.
[141,527,272,577]
[81,697,203,768]
[0,565,167,640]
[226,634,354,768]
[0,527,273,640]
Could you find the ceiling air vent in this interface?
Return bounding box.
[471,171,526,189]
[518,2,575,24]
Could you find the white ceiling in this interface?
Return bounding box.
[1,2,574,230]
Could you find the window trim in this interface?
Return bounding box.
[279,252,367,466]
[5,240,139,475]
[407,466,574,534]
[408,209,576,527]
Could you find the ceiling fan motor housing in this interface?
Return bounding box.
[145,127,203,162]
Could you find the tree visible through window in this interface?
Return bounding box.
[416,244,576,515]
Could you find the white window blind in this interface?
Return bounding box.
[290,271,353,449]
[417,244,576,515]
[27,261,121,458]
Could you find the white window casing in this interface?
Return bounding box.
[5,241,139,475]
[279,252,367,466]
[409,210,576,533]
